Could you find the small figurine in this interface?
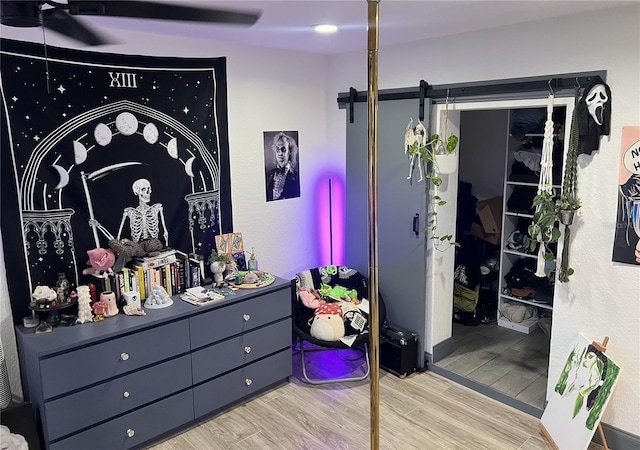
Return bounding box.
[55,273,71,303]
[76,285,93,324]
[92,301,107,321]
[100,291,119,317]
[144,285,173,309]
[247,247,258,271]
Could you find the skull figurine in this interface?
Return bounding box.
[585,84,609,126]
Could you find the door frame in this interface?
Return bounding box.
[425,96,575,356]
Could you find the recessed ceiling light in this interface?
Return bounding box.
[314,24,338,34]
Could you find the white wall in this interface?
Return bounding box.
[327,4,640,437]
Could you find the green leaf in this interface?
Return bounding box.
[432,177,442,187]
[437,200,447,206]
[446,135,459,153]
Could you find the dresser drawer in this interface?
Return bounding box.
[190,289,291,349]
[44,355,191,441]
[41,320,190,399]
[193,349,291,418]
[192,319,291,384]
[49,389,194,450]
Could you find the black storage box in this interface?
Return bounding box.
[380,323,418,378]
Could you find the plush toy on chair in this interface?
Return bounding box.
[310,303,345,341]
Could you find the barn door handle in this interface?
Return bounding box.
[413,214,420,236]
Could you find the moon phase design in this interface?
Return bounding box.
[166,137,178,158]
[73,140,87,164]
[94,123,112,146]
[52,164,70,189]
[115,112,138,136]
[143,122,159,145]
[185,156,195,177]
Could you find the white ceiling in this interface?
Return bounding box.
[2,0,636,54]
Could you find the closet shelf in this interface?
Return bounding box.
[505,180,561,189]
[500,293,553,311]
[505,211,534,219]
[503,249,538,259]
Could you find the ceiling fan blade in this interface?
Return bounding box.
[68,1,261,26]
[42,8,111,46]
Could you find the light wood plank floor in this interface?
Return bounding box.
[436,321,550,410]
[148,343,601,450]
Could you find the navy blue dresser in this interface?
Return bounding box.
[15,277,292,449]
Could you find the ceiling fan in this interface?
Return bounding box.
[1,1,262,45]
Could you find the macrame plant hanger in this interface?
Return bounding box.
[558,85,581,282]
[534,92,556,277]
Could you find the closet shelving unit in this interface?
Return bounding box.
[497,109,566,334]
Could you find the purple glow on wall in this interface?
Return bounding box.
[314,174,345,266]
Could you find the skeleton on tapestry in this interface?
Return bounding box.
[405,118,428,181]
[118,178,169,246]
[89,178,169,247]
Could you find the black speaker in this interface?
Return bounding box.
[380,323,418,378]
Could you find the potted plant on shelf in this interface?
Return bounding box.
[208,251,233,283]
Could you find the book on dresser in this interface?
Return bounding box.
[181,286,225,306]
[131,248,177,270]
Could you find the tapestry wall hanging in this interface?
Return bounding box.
[1,39,233,322]
[613,126,640,264]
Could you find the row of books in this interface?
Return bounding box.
[89,249,206,302]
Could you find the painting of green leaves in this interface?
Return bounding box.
[540,334,621,449]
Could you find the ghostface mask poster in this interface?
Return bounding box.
[0,39,232,322]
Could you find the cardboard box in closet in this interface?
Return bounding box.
[470,196,503,245]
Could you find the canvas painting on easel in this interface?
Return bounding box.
[540,334,621,450]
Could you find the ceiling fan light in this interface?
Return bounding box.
[314,24,338,34]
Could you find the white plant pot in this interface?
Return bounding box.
[434,152,458,175]
[210,261,226,283]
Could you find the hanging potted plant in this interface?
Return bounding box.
[406,123,460,251]
[430,133,459,175]
[555,86,582,282]
[523,186,561,275]
[556,194,581,226]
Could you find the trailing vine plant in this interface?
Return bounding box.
[405,120,460,251]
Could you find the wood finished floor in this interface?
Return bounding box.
[436,321,551,410]
[148,343,602,450]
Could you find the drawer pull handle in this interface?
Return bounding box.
[120,352,129,361]
[123,391,130,398]
[245,378,252,386]
[127,429,135,438]
[243,314,250,322]
[244,346,251,354]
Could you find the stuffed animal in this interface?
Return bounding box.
[108,238,146,272]
[82,248,116,275]
[299,287,325,309]
[310,302,345,341]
